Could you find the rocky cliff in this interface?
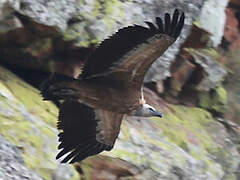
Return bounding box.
[0,0,239,180]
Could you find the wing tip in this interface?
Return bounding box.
[173,10,185,39]
[57,141,111,163]
[151,9,185,39]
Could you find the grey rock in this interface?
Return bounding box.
[0,1,238,180]
[198,0,229,47]
[0,136,43,180]
[52,164,77,180]
[0,0,227,85]
[0,0,207,82]
[190,50,227,91]
[17,0,77,31]
[112,119,227,180]
[0,66,77,180]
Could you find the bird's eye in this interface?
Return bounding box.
[149,108,155,112]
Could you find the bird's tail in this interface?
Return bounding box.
[40,73,78,101]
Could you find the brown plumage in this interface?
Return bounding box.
[41,9,185,163]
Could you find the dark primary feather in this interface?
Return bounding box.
[80,9,185,79]
[173,11,185,38]
[145,21,157,31]
[170,9,179,35]
[155,17,164,33]
[57,100,113,163]
[164,13,171,34]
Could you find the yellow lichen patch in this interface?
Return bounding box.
[201,48,221,60]
[193,21,201,27]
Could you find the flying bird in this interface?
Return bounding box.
[41,9,185,163]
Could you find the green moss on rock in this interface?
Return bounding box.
[63,0,125,46]
[152,105,217,159]
[199,85,227,113]
[212,86,227,112]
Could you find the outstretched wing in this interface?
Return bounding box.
[80,9,184,89]
[56,100,123,163]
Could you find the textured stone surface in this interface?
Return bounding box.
[198,0,229,47]
[199,85,228,113]
[0,0,228,85]
[0,136,43,180]
[0,66,78,180]
[0,0,207,82]
[185,48,227,91]
[0,0,78,31]
[0,0,239,180]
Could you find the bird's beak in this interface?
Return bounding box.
[154,111,163,118]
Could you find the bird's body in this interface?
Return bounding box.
[50,78,141,114]
[41,9,185,163]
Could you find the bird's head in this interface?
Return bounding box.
[134,104,162,118]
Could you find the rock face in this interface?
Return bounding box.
[0,66,78,180]
[0,0,78,32]
[0,136,43,180]
[0,0,207,80]
[198,0,229,47]
[0,0,229,82]
[223,0,240,50]
[225,49,240,126]
[0,64,238,179]
[165,25,228,113]
[0,0,239,180]
[183,49,227,91]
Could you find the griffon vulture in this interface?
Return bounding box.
[41,9,185,163]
